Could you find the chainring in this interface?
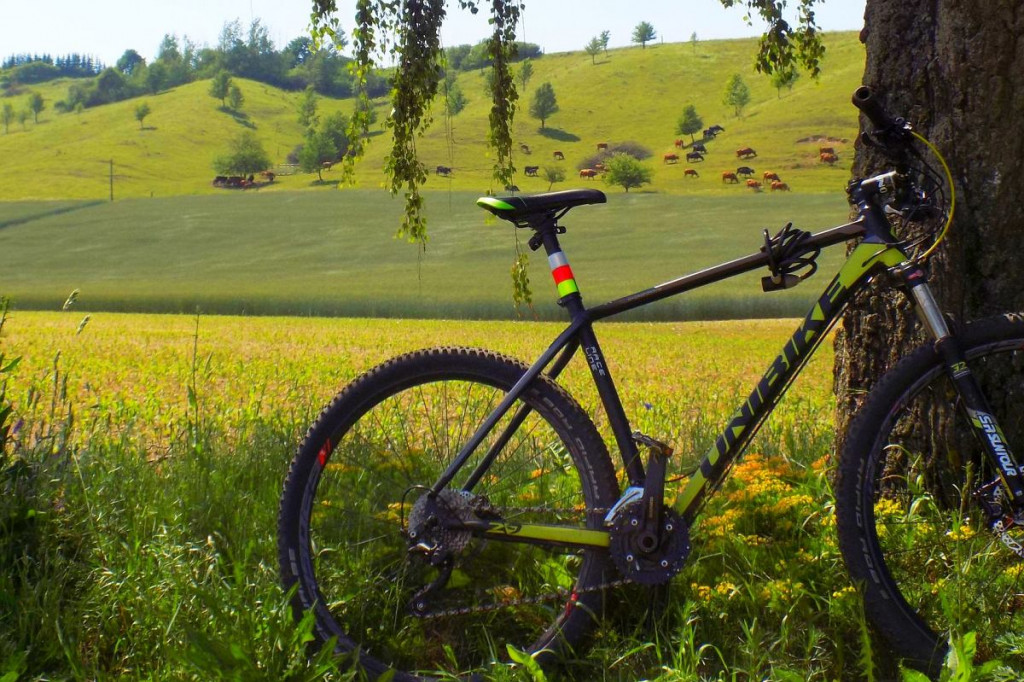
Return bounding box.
[609,501,690,585]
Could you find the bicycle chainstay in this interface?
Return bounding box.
[410,503,635,620]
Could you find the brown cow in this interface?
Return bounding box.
[722,172,739,183]
[820,152,838,165]
[674,139,685,149]
[771,181,791,191]
[736,147,757,159]
[579,168,598,179]
[321,161,333,171]
[684,168,699,178]
[819,146,835,156]
[663,153,679,164]
[520,143,531,154]
[597,142,608,151]
[553,151,565,160]
[762,171,780,184]
[594,162,607,172]
[746,179,761,190]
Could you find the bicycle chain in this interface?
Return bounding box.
[413,503,635,620]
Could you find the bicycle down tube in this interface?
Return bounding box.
[433,220,924,550]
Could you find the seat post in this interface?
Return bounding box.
[534,219,584,313]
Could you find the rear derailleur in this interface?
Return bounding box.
[606,433,691,585]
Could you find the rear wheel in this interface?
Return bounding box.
[837,314,1024,675]
[277,347,619,679]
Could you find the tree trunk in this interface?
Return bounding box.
[835,0,1024,443]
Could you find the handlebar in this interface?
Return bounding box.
[852,86,896,131]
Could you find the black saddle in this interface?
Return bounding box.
[477,189,606,227]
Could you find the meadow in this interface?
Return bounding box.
[2,310,1014,680]
[0,191,855,320]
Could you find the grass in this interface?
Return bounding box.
[0,33,864,200]
[3,311,1019,680]
[0,190,857,320]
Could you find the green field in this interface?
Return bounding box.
[0,190,857,320]
[0,33,864,200]
[3,311,1016,679]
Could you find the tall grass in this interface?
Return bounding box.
[1,311,1016,679]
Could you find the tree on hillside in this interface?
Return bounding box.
[723,73,751,117]
[584,37,603,64]
[600,30,611,55]
[116,49,145,76]
[1,103,13,134]
[529,82,559,129]
[228,83,245,110]
[134,102,151,129]
[298,129,337,181]
[28,92,44,123]
[675,104,704,144]
[604,153,652,192]
[145,61,168,94]
[209,70,232,107]
[297,85,318,128]
[213,130,271,176]
[516,59,533,92]
[770,68,799,97]
[17,109,29,131]
[632,21,656,49]
[543,165,566,191]
[691,32,699,52]
[443,73,467,117]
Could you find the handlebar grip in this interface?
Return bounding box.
[852,86,896,130]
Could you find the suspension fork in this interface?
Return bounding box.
[903,266,1024,504]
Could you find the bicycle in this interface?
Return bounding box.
[277,87,1024,679]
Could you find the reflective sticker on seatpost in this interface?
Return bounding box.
[548,251,579,298]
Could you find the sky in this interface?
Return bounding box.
[2,0,865,66]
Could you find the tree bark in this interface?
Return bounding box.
[835,0,1024,441]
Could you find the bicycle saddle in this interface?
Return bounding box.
[477,189,606,226]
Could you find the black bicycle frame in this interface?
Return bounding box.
[431,203,1024,547]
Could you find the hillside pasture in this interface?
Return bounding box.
[0,33,864,200]
[0,190,857,320]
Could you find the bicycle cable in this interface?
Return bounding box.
[910,130,956,261]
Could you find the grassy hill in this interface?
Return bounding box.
[0,33,864,200]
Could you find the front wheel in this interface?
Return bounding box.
[277,347,619,680]
[837,314,1024,675]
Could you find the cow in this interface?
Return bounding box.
[820,152,838,165]
[708,124,725,135]
[674,139,685,149]
[553,151,564,160]
[736,166,755,178]
[771,181,791,191]
[597,142,608,151]
[691,142,707,154]
[435,165,452,176]
[663,153,680,164]
[580,168,598,178]
[722,172,739,183]
[819,146,835,156]
[259,171,275,183]
[684,168,699,178]
[505,184,520,193]
[703,127,719,139]
[763,171,781,184]
[520,143,531,154]
[686,151,704,163]
[212,176,227,186]
[746,179,761,190]
[594,162,607,172]
[524,165,539,177]
[736,147,757,159]
[321,161,333,171]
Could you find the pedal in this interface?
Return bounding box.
[632,432,673,458]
